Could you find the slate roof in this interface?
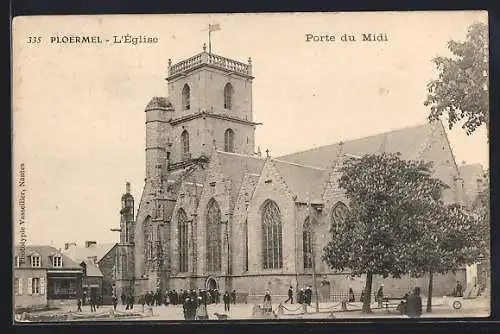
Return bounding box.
[80,260,104,277]
[272,159,330,203]
[278,122,435,169]
[216,151,266,208]
[63,243,116,264]
[14,245,82,270]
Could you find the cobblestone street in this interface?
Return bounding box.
[35,296,489,321]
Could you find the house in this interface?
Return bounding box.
[13,245,83,309]
[63,241,118,301]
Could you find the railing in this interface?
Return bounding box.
[168,52,252,77]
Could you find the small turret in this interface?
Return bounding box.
[120,182,135,244]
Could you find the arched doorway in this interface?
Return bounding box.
[206,277,218,290]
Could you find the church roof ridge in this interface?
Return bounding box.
[270,158,328,171]
[280,121,432,158]
[215,150,265,161]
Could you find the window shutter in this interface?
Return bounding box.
[18,278,23,295]
[40,277,45,294]
[27,277,32,295]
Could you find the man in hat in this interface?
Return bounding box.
[223,291,231,312]
[305,286,312,306]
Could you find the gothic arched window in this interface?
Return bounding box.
[206,198,222,272]
[331,202,348,233]
[178,209,189,273]
[224,128,235,153]
[262,200,283,269]
[303,217,313,269]
[182,84,190,110]
[181,130,190,159]
[224,83,233,110]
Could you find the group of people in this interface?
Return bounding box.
[396,287,423,318]
[181,289,237,320]
[76,292,103,312]
[282,286,314,305]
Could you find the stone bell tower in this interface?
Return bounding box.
[165,44,261,168]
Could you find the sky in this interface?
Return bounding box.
[12,11,489,249]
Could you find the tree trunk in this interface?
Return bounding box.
[426,271,433,313]
[362,272,373,313]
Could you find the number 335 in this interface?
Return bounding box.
[28,36,42,43]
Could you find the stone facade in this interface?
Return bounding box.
[14,268,47,309]
[14,245,83,309]
[119,47,471,300]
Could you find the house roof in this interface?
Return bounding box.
[272,159,330,203]
[80,260,104,277]
[63,243,116,264]
[14,245,82,270]
[278,122,435,169]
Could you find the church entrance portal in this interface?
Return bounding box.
[206,277,217,290]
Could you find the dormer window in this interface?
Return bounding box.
[31,255,41,268]
[53,255,63,268]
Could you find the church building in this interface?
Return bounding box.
[114,44,468,301]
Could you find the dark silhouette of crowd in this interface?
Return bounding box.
[296,286,313,305]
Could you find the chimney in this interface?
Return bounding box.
[85,241,97,248]
[64,242,76,250]
[126,182,131,194]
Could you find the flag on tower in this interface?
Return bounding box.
[208,23,221,53]
[209,23,221,32]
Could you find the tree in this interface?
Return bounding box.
[408,202,487,312]
[425,22,488,135]
[322,153,447,313]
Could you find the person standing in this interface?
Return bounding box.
[129,294,135,310]
[77,298,82,312]
[183,297,190,320]
[376,285,384,308]
[284,286,294,304]
[196,297,209,320]
[405,287,423,318]
[231,290,237,305]
[121,293,126,306]
[112,294,118,311]
[223,291,231,312]
[456,281,463,297]
[305,286,312,306]
[348,287,355,302]
[263,291,272,313]
[90,294,97,312]
[298,289,304,304]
